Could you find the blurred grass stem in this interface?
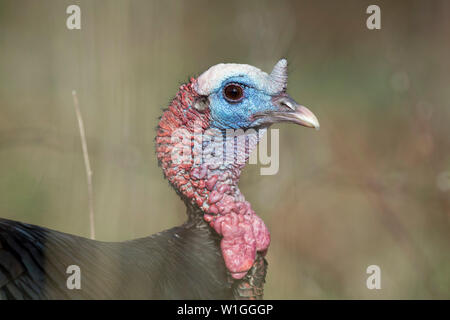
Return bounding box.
[72,90,96,240]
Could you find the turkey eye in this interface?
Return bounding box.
[223,84,244,102]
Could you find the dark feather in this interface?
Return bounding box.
[0,217,234,299]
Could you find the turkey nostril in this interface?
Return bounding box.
[272,94,299,112]
[280,101,296,111]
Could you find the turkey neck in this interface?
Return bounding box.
[156,80,270,280]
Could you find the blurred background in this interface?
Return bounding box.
[0,0,449,299]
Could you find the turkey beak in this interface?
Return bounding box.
[272,94,320,129]
[252,94,320,129]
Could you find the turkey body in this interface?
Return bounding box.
[0,216,233,299]
[0,59,318,300]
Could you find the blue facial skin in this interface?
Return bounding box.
[207,76,278,130]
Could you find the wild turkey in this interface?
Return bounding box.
[0,59,319,300]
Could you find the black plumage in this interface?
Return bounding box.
[0,210,238,299]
